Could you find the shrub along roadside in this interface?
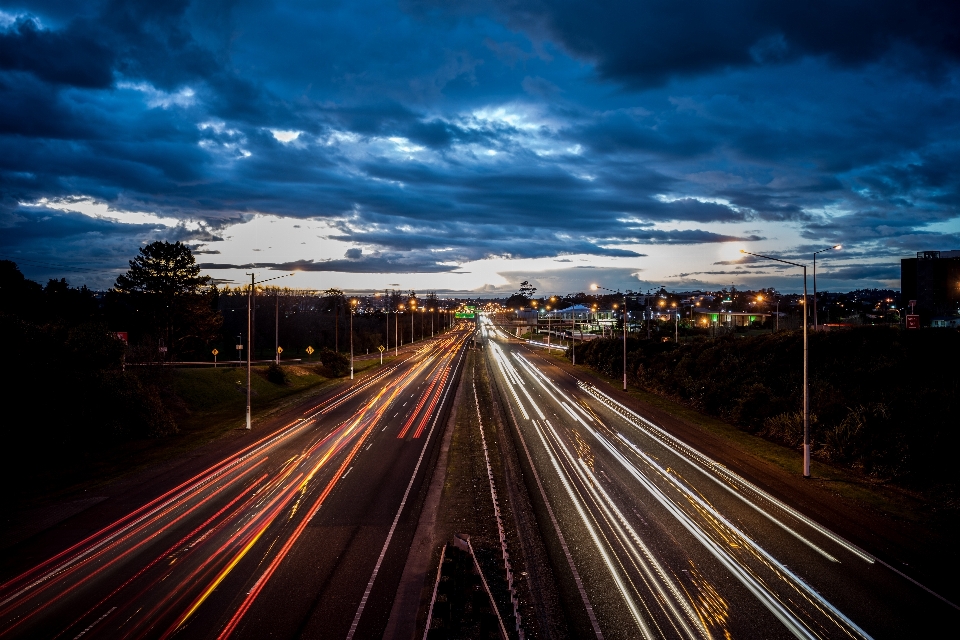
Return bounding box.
[571,328,960,498]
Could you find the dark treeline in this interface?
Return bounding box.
[216,287,457,362]
[0,242,462,471]
[573,328,960,499]
[1,258,181,503]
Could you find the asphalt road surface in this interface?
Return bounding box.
[480,317,959,639]
[0,328,469,639]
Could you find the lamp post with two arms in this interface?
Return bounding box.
[740,250,812,478]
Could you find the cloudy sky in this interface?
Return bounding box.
[2,1,959,295]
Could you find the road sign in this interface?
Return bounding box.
[211,349,219,356]
[305,346,314,355]
[906,314,920,329]
[378,345,385,352]
[908,300,917,307]
[277,346,283,354]
[158,346,168,353]
[114,332,128,343]
[236,344,243,350]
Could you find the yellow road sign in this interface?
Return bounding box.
[378,345,385,352]
[211,349,219,356]
[305,346,315,355]
[277,346,283,354]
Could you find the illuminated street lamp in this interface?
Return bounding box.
[813,245,842,330]
[671,301,678,343]
[592,284,627,391]
[397,304,403,353]
[741,249,811,478]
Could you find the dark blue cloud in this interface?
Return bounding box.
[0,0,958,286]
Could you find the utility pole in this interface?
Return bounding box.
[275,292,279,365]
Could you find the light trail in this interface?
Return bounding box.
[533,418,654,638]
[346,334,468,639]
[578,382,874,564]
[492,337,877,639]
[1,331,472,639]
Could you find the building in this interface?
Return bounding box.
[901,251,960,325]
[931,316,960,328]
[694,309,770,328]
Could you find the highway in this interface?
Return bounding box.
[0,328,469,639]
[480,316,959,639]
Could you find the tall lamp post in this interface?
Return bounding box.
[813,244,841,331]
[244,271,293,431]
[741,250,811,478]
[592,284,627,391]
[349,298,356,380]
[409,299,416,344]
[396,305,402,354]
[672,302,678,343]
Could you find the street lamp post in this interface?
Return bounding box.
[592,284,627,391]
[410,300,416,344]
[349,299,356,380]
[244,271,293,431]
[672,302,678,343]
[741,250,811,478]
[813,245,842,331]
[396,305,401,354]
[246,273,253,431]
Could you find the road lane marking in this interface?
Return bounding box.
[346,338,467,639]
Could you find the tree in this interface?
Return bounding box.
[112,241,220,358]
[505,280,537,310]
[115,241,210,296]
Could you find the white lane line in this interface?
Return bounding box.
[346,342,466,639]
[582,384,875,563]
[536,420,652,638]
[592,431,820,640]
[342,466,354,479]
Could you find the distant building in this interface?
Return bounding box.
[901,251,960,325]
[931,316,960,328]
[693,309,770,328]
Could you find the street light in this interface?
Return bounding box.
[409,299,416,344]
[397,304,403,352]
[349,299,356,380]
[672,302,678,343]
[813,245,842,331]
[741,249,811,478]
[592,284,628,391]
[244,271,293,431]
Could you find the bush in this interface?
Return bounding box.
[266,362,288,385]
[318,348,350,377]
[573,327,960,490]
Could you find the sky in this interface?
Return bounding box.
[2,0,959,295]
